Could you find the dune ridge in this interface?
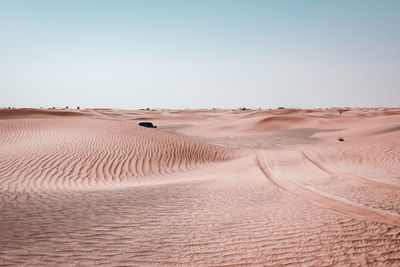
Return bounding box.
[0,116,236,193]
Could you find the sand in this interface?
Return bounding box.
[0,107,400,266]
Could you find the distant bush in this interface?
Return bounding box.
[277,107,285,109]
[77,106,80,110]
[338,137,344,142]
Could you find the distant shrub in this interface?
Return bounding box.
[77,106,80,110]
[338,137,344,142]
[277,107,285,109]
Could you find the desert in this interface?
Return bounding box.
[0,107,399,266]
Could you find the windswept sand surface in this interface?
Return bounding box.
[1,108,400,266]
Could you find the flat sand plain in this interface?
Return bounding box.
[1,107,400,266]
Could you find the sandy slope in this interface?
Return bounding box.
[1,108,400,266]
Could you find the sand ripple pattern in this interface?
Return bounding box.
[1,108,400,266]
[0,118,234,193]
[1,159,400,266]
[255,149,400,227]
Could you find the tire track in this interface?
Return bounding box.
[255,150,400,227]
[302,150,400,192]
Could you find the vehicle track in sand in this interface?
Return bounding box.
[255,150,400,227]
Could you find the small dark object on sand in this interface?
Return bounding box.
[138,121,157,128]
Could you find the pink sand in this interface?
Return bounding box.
[0,108,399,265]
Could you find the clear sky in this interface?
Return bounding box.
[1,0,399,109]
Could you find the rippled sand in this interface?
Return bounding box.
[1,108,400,266]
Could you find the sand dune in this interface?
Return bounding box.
[0,116,235,193]
[1,108,400,266]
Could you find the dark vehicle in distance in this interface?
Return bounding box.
[138,121,157,128]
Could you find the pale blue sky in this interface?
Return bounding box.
[1,0,399,109]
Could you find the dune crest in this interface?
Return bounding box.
[0,115,235,193]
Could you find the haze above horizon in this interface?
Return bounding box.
[1,0,399,109]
